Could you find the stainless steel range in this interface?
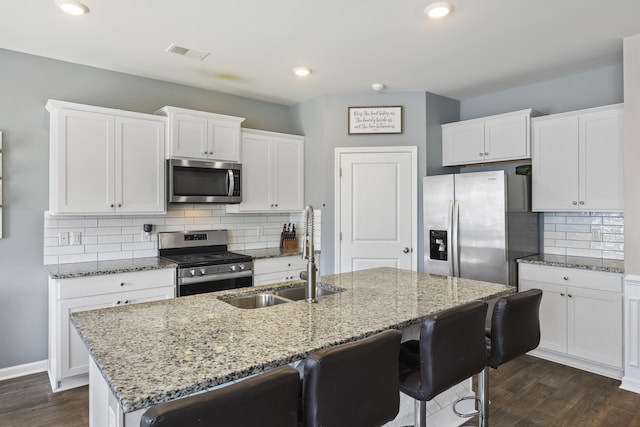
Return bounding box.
[158,230,253,297]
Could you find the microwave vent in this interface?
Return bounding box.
[165,43,210,61]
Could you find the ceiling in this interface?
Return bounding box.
[2,0,640,105]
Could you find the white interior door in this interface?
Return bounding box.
[335,147,417,273]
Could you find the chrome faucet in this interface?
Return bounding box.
[300,205,317,303]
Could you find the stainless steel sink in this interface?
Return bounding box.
[274,284,341,301]
[219,293,290,309]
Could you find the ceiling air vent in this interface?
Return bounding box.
[165,43,210,61]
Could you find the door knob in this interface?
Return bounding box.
[403,247,410,253]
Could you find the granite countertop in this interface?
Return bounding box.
[45,257,178,279]
[518,254,624,274]
[71,267,513,413]
[238,247,319,259]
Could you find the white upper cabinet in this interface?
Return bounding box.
[227,129,304,213]
[532,104,623,212]
[155,106,245,162]
[442,109,540,166]
[47,100,166,215]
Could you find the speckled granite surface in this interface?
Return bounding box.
[45,257,178,279]
[518,254,624,274]
[238,247,306,259]
[71,267,513,413]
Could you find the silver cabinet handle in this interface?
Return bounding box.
[479,153,484,157]
[568,294,573,298]
[572,201,578,205]
[120,282,125,286]
[579,201,584,205]
[403,247,410,253]
[560,292,565,297]
[563,276,569,280]
[484,152,489,156]
[110,204,115,208]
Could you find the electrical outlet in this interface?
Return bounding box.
[70,231,82,245]
[58,232,69,246]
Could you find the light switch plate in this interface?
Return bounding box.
[59,232,69,246]
[70,231,81,245]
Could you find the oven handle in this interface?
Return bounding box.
[179,270,253,285]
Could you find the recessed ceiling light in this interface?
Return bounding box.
[293,67,312,77]
[424,2,453,19]
[372,83,385,92]
[55,0,90,15]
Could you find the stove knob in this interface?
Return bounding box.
[190,269,196,277]
[200,268,206,275]
[230,265,237,271]
[239,264,245,270]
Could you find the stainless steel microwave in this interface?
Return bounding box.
[167,159,241,204]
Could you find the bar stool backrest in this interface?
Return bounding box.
[303,329,402,427]
[139,365,300,427]
[418,300,489,400]
[487,289,543,368]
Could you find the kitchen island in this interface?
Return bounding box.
[71,267,514,427]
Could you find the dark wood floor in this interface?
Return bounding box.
[2,355,640,426]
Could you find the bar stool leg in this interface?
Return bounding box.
[414,399,427,427]
[478,368,489,427]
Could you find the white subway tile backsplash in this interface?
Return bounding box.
[98,218,133,227]
[555,224,592,233]
[85,243,122,253]
[59,253,97,264]
[98,251,133,261]
[44,207,318,265]
[543,212,624,260]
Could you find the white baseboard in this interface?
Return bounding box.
[621,376,640,394]
[0,360,47,382]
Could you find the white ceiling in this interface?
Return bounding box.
[2,0,640,105]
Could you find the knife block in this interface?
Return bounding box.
[282,239,298,251]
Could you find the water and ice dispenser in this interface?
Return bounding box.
[429,230,448,261]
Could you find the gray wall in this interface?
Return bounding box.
[460,64,624,119]
[0,49,293,369]
[291,92,459,276]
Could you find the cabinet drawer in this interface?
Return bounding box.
[519,263,621,292]
[57,268,176,300]
[253,256,306,275]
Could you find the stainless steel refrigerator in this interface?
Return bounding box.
[423,170,539,287]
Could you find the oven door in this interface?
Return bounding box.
[177,270,253,297]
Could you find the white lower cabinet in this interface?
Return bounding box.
[519,263,623,379]
[253,256,308,286]
[48,269,175,392]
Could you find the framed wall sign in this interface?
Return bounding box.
[348,106,402,134]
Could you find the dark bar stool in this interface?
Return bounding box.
[398,300,489,427]
[476,288,543,427]
[139,365,300,427]
[302,329,402,427]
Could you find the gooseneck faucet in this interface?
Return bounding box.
[300,205,317,303]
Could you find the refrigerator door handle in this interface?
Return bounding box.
[447,200,454,277]
[452,200,460,277]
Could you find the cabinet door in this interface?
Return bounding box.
[442,121,485,166]
[53,109,115,213]
[521,280,567,353]
[484,113,529,161]
[170,113,208,158]
[59,294,117,379]
[568,286,622,368]
[580,108,624,211]
[532,116,580,211]
[115,117,165,213]
[272,137,304,211]
[237,132,273,210]
[208,119,240,162]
